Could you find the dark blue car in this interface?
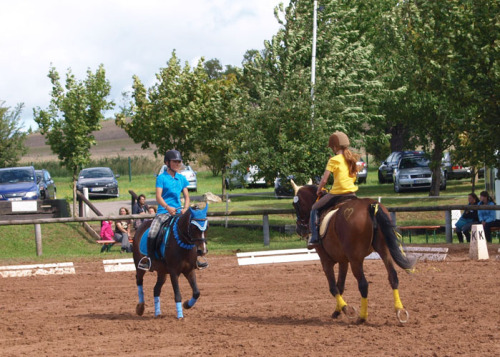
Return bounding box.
[0,166,40,200]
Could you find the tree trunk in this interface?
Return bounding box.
[389,124,408,151]
[429,146,444,197]
[221,167,227,201]
[72,171,77,217]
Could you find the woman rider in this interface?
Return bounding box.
[308,131,359,249]
[138,149,207,270]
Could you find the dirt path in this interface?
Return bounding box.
[1,246,499,356]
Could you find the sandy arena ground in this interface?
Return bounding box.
[1,245,499,356]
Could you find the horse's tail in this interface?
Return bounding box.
[370,203,416,271]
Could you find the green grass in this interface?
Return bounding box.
[1,167,486,263]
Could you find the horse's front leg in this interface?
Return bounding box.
[183,270,200,310]
[153,273,167,317]
[317,251,352,320]
[169,273,184,319]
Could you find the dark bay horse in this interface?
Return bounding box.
[291,181,416,323]
[132,204,209,319]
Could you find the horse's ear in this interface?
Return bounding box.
[307,178,313,185]
[291,179,300,195]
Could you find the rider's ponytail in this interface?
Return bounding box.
[342,148,360,178]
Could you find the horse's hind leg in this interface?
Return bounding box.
[380,254,409,323]
[183,270,200,310]
[350,261,369,323]
[136,269,146,316]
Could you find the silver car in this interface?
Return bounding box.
[393,156,446,193]
[158,165,197,191]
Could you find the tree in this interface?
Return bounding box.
[116,51,207,164]
[33,65,114,213]
[0,102,28,167]
[237,0,382,185]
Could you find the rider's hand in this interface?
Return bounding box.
[166,206,177,216]
[181,207,188,215]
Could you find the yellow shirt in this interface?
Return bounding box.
[326,154,358,194]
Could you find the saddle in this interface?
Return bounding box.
[139,217,176,260]
[318,195,357,238]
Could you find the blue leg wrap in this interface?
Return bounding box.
[188,297,197,308]
[138,285,145,304]
[176,302,184,319]
[154,296,161,316]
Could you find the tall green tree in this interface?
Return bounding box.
[116,51,207,164]
[33,65,114,213]
[238,0,382,185]
[0,102,27,167]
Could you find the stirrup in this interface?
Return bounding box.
[196,257,209,270]
[137,257,151,271]
[307,234,320,249]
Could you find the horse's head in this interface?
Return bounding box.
[291,180,317,238]
[186,204,209,256]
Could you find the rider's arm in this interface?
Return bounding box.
[156,187,176,215]
[317,170,331,196]
[181,187,190,214]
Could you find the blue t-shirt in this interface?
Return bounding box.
[155,171,189,215]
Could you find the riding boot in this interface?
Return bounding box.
[307,209,320,249]
[456,231,464,243]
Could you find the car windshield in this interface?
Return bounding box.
[0,168,34,184]
[399,157,429,169]
[79,168,114,179]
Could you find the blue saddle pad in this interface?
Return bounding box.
[139,222,173,259]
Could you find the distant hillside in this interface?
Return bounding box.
[23,119,157,162]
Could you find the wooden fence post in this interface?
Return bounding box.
[390,212,397,226]
[35,223,42,256]
[445,210,452,243]
[263,214,270,246]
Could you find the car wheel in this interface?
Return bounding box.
[394,181,401,193]
[440,180,447,191]
[378,171,385,184]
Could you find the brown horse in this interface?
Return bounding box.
[291,181,416,323]
[132,204,208,319]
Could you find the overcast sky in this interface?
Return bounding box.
[0,0,288,130]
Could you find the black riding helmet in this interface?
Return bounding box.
[164,149,182,163]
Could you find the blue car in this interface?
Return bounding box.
[0,166,40,200]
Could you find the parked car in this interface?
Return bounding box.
[378,151,425,183]
[35,169,57,199]
[226,160,268,189]
[441,152,471,180]
[76,167,119,198]
[274,175,295,198]
[356,158,368,184]
[158,164,197,191]
[0,166,40,201]
[393,155,446,193]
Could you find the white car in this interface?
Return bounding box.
[158,165,197,192]
[226,160,267,188]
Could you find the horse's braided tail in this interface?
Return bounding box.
[371,204,417,271]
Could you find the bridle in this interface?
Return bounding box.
[293,193,311,233]
[173,207,209,250]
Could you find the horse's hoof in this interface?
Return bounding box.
[342,305,357,320]
[136,303,145,316]
[183,301,191,310]
[177,317,184,322]
[396,308,410,324]
[154,314,164,319]
[356,317,367,324]
[331,310,341,319]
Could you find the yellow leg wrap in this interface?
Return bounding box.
[359,297,368,320]
[393,289,404,311]
[335,294,347,312]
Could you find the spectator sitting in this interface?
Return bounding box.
[455,193,479,243]
[132,194,149,229]
[478,191,500,243]
[99,219,114,253]
[115,207,132,253]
